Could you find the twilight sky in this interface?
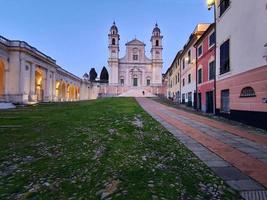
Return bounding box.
[0,0,213,77]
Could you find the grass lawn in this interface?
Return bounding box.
[0,98,240,199]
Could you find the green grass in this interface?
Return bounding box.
[0,98,240,199]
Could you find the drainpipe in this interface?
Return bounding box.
[195,46,198,111]
[213,6,217,115]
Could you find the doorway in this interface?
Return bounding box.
[35,69,44,102]
[198,93,202,111]
[206,91,214,113]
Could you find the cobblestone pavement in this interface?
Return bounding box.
[136,98,267,200]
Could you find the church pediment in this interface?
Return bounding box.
[126,39,145,46]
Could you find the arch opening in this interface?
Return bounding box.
[35,69,44,102]
[112,38,116,45]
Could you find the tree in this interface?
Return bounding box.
[100,66,109,82]
[89,68,97,81]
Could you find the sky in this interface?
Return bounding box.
[0,0,213,77]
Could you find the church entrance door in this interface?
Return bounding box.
[133,78,138,86]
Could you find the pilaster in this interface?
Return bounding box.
[29,63,37,102]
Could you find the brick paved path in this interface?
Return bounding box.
[136,98,267,200]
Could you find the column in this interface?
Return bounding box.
[29,63,37,102]
[65,83,68,101]
[126,69,129,86]
[43,68,48,102]
[20,59,29,103]
[4,59,9,99]
[52,72,56,101]
[142,68,145,87]
[20,59,26,95]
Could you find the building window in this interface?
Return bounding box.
[177,73,180,82]
[209,32,215,48]
[112,38,116,45]
[219,0,230,17]
[156,40,159,46]
[175,75,178,84]
[209,60,215,80]
[188,92,192,102]
[220,39,230,74]
[182,78,185,86]
[133,55,138,60]
[240,87,256,98]
[197,45,203,57]
[188,74,191,84]
[182,94,185,103]
[221,89,230,113]
[188,50,191,64]
[133,78,138,86]
[147,79,151,86]
[198,68,202,84]
[182,58,185,69]
[120,79,124,85]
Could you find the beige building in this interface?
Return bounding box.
[0,36,98,105]
[166,51,181,102]
[180,24,209,106]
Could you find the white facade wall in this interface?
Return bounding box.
[181,45,197,105]
[216,0,267,80]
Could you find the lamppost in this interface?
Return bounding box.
[207,0,215,10]
[206,0,217,115]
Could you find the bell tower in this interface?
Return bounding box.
[108,21,120,85]
[151,23,163,86]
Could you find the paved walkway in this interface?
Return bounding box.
[136,98,267,200]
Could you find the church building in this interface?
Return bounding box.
[104,22,165,97]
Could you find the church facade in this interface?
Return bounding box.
[102,22,165,97]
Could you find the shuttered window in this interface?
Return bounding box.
[220,39,230,74]
[198,69,202,84]
[188,50,191,64]
[188,74,191,84]
[209,32,215,47]
[219,0,230,17]
[209,61,215,80]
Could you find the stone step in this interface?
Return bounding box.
[0,103,16,109]
[119,89,156,97]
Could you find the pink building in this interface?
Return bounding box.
[195,24,215,113]
[215,0,267,129]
